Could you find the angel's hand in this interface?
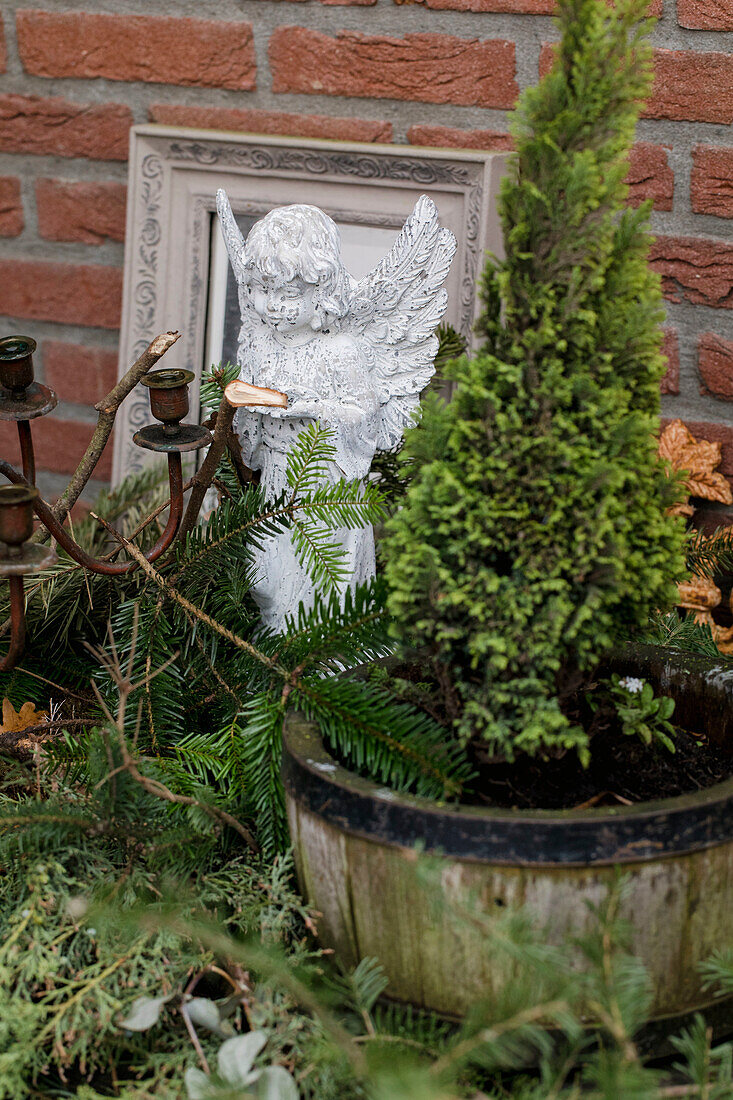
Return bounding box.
[282,399,323,419]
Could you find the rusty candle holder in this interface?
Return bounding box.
[0,336,58,486]
[0,486,56,672]
[134,369,212,453]
[0,336,214,670]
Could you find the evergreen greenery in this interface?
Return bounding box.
[0,409,469,860]
[383,0,688,760]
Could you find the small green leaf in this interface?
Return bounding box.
[659,697,675,720]
[257,1065,299,1100]
[185,997,222,1032]
[119,994,174,1032]
[217,1031,268,1086]
[184,1066,214,1100]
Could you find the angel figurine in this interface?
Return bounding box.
[216,190,456,632]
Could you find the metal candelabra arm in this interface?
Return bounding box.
[0,337,212,670]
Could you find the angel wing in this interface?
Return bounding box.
[216,189,246,285]
[345,195,457,451]
[216,189,260,380]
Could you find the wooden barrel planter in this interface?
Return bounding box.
[283,646,733,1030]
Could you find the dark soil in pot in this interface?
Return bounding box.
[353,644,733,811]
[470,726,732,810]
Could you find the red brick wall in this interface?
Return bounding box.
[0,1,731,497]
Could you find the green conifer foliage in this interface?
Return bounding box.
[383,0,687,760]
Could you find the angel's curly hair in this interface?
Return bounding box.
[243,205,352,328]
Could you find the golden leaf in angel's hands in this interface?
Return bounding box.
[658,419,733,505]
[1,698,48,734]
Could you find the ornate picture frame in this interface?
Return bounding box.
[112,125,508,484]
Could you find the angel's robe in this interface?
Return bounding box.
[235,327,380,632]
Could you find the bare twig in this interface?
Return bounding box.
[118,737,259,853]
[226,427,255,489]
[177,396,236,543]
[36,332,182,537]
[0,718,97,758]
[96,519,285,676]
[180,1003,210,1074]
[89,626,259,854]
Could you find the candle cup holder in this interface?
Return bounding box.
[134,368,212,454]
[0,336,36,395]
[0,336,57,421]
[0,486,55,574]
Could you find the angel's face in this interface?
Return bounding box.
[246,272,319,336]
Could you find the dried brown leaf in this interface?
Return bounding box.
[1,698,48,734]
[658,419,733,505]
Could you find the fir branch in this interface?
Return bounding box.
[87,627,259,854]
[286,421,337,499]
[290,518,351,593]
[293,677,471,799]
[686,526,733,581]
[100,526,288,678]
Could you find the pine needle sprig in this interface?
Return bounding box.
[293,677,472,800]
[642,610,722,657]
[277,579,393,674]
[200,360,240,414]
[686,526,733,581]
[239,694,290,858]
[286,421,338,498]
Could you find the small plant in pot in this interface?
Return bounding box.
[281,0,733,1034]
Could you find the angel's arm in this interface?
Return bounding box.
[283,346,378,423]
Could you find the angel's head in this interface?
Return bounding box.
[241,205,351,336]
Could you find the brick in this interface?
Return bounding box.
[691,146,733,220]
[34,417,112,479]
[149,103,392,143]
[16,11,256,92]
[43,342,118,406]
[36,180,127,245]
[541,47,729,123]
[538,42,555,78]
[645,50,733,125]
[0,260,122,329]
[395,0,554,10]
[661,420,733,479]
[649,236,733,311]
[0,16,6,73]
[269,28,518,109]
[399,0,662,8]
[626,143,673,210]
[407,124,514,151]
[660,328,679,395]
[678,0,733,29]
[0,95,131,160]
[699,333,733,400]
[0,415,111,479]
[0,177,23,237]
[264,0,376,4]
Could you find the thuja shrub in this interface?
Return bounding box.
[383,0,687,761]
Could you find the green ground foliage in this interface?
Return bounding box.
[382,0,688,761]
